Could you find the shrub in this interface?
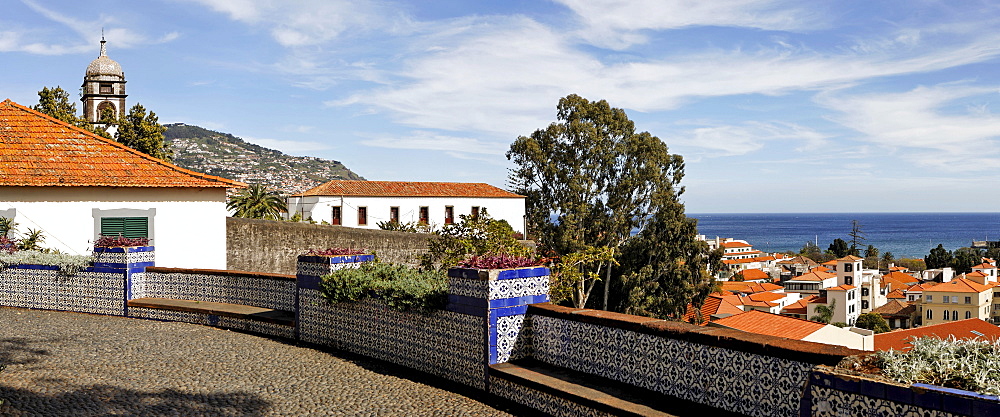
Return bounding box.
[0,250,92,275]
[419,210,531,271]
[457,254,540,269]
[875,336,1000,396]
[306,248,367,256]
[94,235,150,247]
[320,262,447,313]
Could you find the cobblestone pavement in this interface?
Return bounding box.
[0,308,517,416]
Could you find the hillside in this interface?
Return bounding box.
[163,123,364,194]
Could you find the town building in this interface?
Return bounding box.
[286,180,526,233]
[0,99,242,269]
[920,277,993,326]
[872,299,917,330]
[709,310,873,351]
[81,36,126,126]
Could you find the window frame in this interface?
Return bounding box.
[419,206,429,225]
[389,207,399,224]
[444,206,454,225]
[331,206,342,226]
[357,206,368,226]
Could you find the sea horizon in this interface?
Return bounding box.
[686,212,1000,259]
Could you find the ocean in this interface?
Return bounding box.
[688,213,1000,259]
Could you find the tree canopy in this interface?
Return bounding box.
[507,94,717,315]
[227,184,286,220]
[33,86,110,139]
[855,312,890,333]
[117,104,172,161]
[828,238,850,258]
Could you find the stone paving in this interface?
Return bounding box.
[0,308,518,416]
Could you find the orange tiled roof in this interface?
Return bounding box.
[683,294,744,324]
[781,295,818,315]
[822,260,838,266]
[836,255,864,262]
[826,284,855,291]
[786,269,836,282]
[873,318,1000,351]
[889,266,908,272]
[294,179,522,198]
[0,99,243,188]
[972,263,996,270]
[723,258,762,265]
[712,310,825,340]
[722,241,752,248]
[924,277,992,294]
[739,269,770,281]
[883,271,919,284]
[872,299,916,317]
[906,282,936,292]
[886,289,906,299]
[776,256,818,266]
[745,291,785,303]
[721,281,782,294]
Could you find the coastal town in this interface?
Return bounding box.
[691,236,1000,352]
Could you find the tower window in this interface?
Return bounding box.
[100,83,113,94]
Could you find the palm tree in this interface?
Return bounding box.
[227,184,287,220]
[810,299,836,324]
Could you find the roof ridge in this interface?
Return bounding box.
[2,99,244,188]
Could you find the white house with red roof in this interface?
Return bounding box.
[709,310,873,350]
[0,99,243,269]
[286,180,526,233]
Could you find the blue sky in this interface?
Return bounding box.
[4,0,1000,213]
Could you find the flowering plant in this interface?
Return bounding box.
[94,235,150,248]
[456,254,540,269]
[306,248,368,256]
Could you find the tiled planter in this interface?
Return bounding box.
[447,266,550,364]
[94,245,155,303]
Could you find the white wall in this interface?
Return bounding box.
[1,187,228,269]
[802,325,873,351]
[288,195,527,233]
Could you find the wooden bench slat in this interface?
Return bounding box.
[127,297,295,326]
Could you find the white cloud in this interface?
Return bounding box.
[180,0,412,47]
[817,83,1000,170]
[360,131,509,155]
[673,121,829,157]
[555,0,829,49]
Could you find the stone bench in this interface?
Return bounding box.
[127,297,295,329]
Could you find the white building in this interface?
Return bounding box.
[286,180,526,233]
[0,99,242,269]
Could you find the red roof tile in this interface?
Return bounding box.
[712,310,825,340]
[827,284,855,291]
[886,289,906,299]
[294,179,522,198]
[738,269,770,281]
[722,241,752,248]
[873,319,1000,351]
[924,277,992,294]
[972,263,996,269]
[721,281,782,294]
[0,99,242,188]
[683,294,744,324]
[787,269,836,282]
[781,295,818,315]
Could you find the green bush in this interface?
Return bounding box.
[0,250,92,275]
[320,262,447,314]
[876,336,1000,396]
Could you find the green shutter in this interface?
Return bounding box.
[100,217,149,238]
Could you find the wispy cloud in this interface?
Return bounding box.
[360,130,509,155]
[554,0,830,49]
[817,82,1000,170]
[672,121,829,157]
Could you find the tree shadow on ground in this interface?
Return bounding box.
[0,385,270,417]
[0,337,53,367]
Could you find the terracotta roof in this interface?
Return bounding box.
[721,281,782,294]
[826,284,855,291]
[924,277,992,294]
[722,241,752,248]
[781,295,818,315]
[836,255,864,262]
[712,310,825,340]
[972,263,996,270]
[776,256,818,266]
[872,299,916,317]
[889,266,908,272]
[873,318,1000,351]
[294,179,522,198]
[0,99,242,188]
[822,260,838,266]
[683,294,744,324]
[786,269,836,282]
[906,282,936,292]
[886,289,906,299]
[883,271,919,284]
[739,269,770,281]
[723,258,762,265]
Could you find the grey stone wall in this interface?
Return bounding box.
[226,217,430,275]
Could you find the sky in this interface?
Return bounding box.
[4,0,1000,213]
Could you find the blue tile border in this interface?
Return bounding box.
[448,267,550,281]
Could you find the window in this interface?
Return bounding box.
[927,309,933,320]
[444,206,454,225]
[389,207,399,223]
[951,296,959,304]
[471,206,480,219]
[419,206,429,224]
[861,287,869,297]
[357,207,367,226]
[332,206,342,225]
[100,83,113,94]
[953,310,958,321]
[944,310,950,320]
[966,311,972,319]
[100,217,148,238]
[965,296,972,304]
[926,295,933,303]
[861,300,869,309]
[844,263,853,272]
[845,277,853,285]
[942,296,949,304]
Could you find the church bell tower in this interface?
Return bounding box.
[81,36,126,125]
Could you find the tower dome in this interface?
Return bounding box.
[85,38,124,79]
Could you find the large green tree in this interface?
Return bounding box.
[116,104,172,161]
[855,312,890,334]
[507,94,714,314]
[828,238,850,258]
[227,184,286,220]
[925,244,953,269]
[32,86,111,139]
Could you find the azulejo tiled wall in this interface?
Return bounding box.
[0,267,126,316]
[446,266,550,365]
[138,270,295,311]
[128,307,296,339]
[531,315,816,417]
[296,254,488,389]
[489,376,612,417]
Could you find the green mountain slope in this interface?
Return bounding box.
[164,123,364,194]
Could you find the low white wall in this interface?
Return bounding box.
[1,187,228,269]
